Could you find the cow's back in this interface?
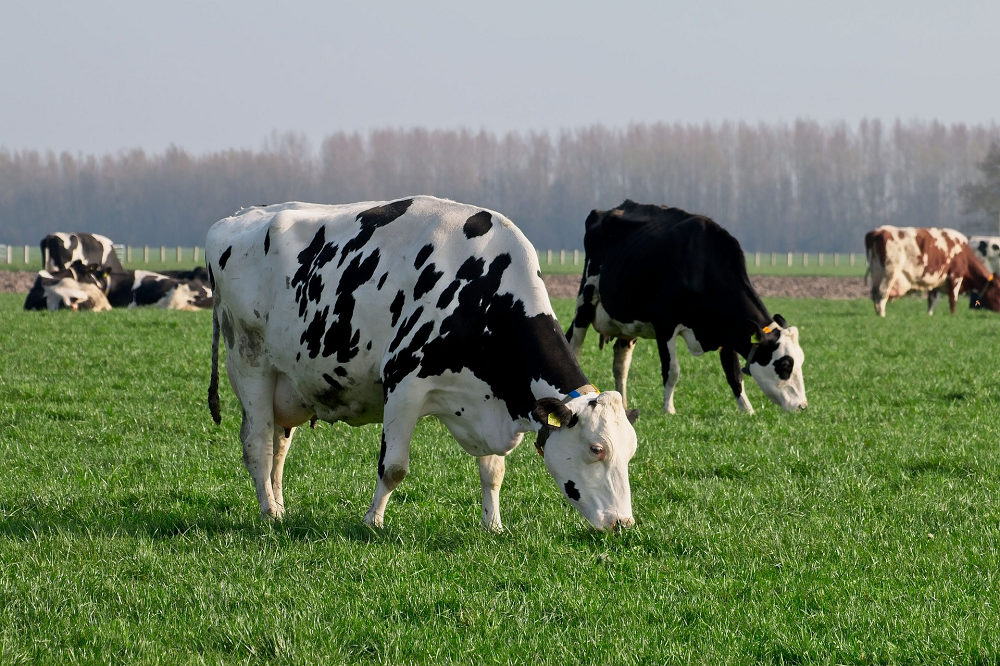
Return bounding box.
[208,196,554,426]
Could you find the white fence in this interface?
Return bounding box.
[1,244,203,266]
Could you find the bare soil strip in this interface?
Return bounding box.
[1,270,868,300]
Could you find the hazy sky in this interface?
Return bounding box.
[3,0,998,155]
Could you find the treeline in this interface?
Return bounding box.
[1,119,997,252]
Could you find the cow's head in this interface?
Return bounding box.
[974,274,1000,312]
[532,389,638,531]
[743,314,807,411]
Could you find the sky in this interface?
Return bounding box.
[2,0,998,156]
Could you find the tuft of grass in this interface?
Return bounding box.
[1,292,999,664]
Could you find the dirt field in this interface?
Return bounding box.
[1,270,869,300]
[541,273,868,300]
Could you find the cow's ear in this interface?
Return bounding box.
[785,325,800,345]
[626,408,640,424]
[532,397,574,429]
[746,319,764,339]
[774,313,788,328]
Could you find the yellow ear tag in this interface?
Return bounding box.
[762,326,773,334]
[750,332,761,344]
[547,413,562,428]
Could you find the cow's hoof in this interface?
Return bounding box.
[481,520,504,534]
[363,511,384,528]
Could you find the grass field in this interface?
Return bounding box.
[2,292,999,664]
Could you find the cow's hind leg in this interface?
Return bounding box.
[478,454,506,532]
[364,402,420,528]
[270,426,296,517]
[235,373,281,517]
[655,333,680,414]
[927,289,940,315]
[720,347,754,414]
[612,338,637,409]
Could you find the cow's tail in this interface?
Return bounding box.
[863,231,875,284]
[208,307,222,424]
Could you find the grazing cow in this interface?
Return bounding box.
[567,200,807,415]
[206,196,638,531]
[23,266,112,312]
[864,226,1000,315]
[41,232,124,274]
[969,235,1000,308]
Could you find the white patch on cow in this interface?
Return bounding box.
[594,304,655,339]
[748,326,807,411]
[44,277,111,312]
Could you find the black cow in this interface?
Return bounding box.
[41,233,124,274]
[566,200,807,414]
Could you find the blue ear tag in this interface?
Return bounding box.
[547,413,562,428]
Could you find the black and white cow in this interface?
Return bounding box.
[41,232,124,274]
[567,200,807,414]
[24,264,112,312]
[206,196,638,531]
[129,270,213,310]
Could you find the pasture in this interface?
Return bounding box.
[1,292,999,664]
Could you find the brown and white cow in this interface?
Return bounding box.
[864,226,1000,316]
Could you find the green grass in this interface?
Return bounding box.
[1,292,999,664]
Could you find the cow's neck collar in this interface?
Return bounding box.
[534,384,600,456]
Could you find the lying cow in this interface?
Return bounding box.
[24,265,112,312]
[129,270,213,310]
[207,196,638,531]
[41,232,124,274]
[864,226,1000,315]
[567,200,807,414]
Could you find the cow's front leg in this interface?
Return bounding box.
[612,338,637,408]
[364,406,419,528]
[478,454,506,532]
[236,375,281,517]
[655,333,680,414]
[270,426,296,517]
[720,347,754,414]
[948,277,963,314]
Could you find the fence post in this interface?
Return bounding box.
[24,245,30,265]
[754,252,760,267]
[803,253,808,267]
[818,252,823,266]
[193,246,199,263]
[158,246,165,262]
[559,249,565,265]
[834,252,839,266]
[546,249,552,265]
[127,245,133,263]
[770,252,776,266]
[786,252,792,267]
[5,246,10,264]
[850,253,855,267]
[144,245,149,263]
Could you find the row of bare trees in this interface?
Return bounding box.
[1,119,997,252]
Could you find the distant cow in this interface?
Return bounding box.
[567,200,807,415]
[129,270,213,310]
[207,196,638,531]
[24,265,112,312]
[41,233,124,274]
[864,226,1000,315]
[968,235,1000,308]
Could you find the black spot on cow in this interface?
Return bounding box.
[377,272,388,290]
[264,230,271,255]
[318,373,345,407]
[463,211,493,239]
[436,280,460,309]
[456,256,485,281]
[382,321,435,396]
[321,249,381,362]
[388,306,426,354]
[366,340,373,351]
[455,411,461,417]
[773,355,794,380]
[334,366,348,377]
[390,290,405,327]
[378,431,387,479]
[219,246,233,269]
[406,253,587,418]
[291,226,340,319]
[296,352,301,362]
[414,244,434,269]
[208,264,216,290]
[413,263,443,300]
[564,481,581,501]
[340,198,414,268]
[300,306,330,359]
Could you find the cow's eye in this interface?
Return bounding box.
[589,444,606,461]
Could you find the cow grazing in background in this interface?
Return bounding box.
[207,196,638,531]
[567,200,807,415]
[24,265,112,312]
[864,226,1000,315]
[41,232,124,274]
